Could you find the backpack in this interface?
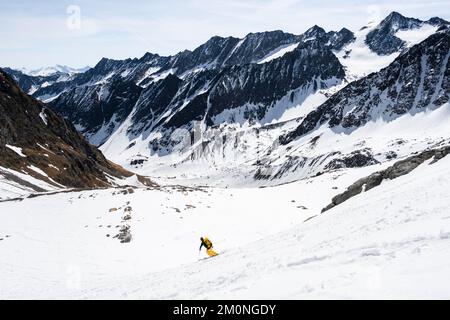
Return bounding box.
[203,237,213,249]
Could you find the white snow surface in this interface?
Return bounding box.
[396,24,438,48]
[19,65,90,77]
[39,109,48,125]
[0,154,449,299]
[335,22,439,81]
[27,165,48,177]
[0,166,59,199]
[335,22,400,81]
[1,91,449,300]
[256,42,300,64]
[5,144,26,157]
[1,20,448,300]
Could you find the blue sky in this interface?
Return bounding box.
[1,0,449,69]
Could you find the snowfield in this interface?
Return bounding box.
[335,21,438,82]
[335,22,399,81]
[0,154,449,299]
[257,42,300,64]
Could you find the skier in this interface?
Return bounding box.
[199,237,218,257]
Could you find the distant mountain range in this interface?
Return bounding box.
[17,65,91,77]
[2,11,449,187]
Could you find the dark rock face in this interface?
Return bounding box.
[159,28,354,76]
[140,40,346,153]
[329,28,356,51]
[158,31,300,75]
[50,77,143,145]
[366,11,449,55]
[321,146,450,212]
[219,31,298,66]
[299,26,355,51]
[75,53,169,85]
[325,149,379,170]
[33,54,170,143]
[128,74,183,135]
[31,53,169,105]
[366,12,422,55]
[206,39,346,122]
[385,151,398,160]
[0,70,144,190]
[281,30,450,145]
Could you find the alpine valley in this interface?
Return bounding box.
[1,11,449,299]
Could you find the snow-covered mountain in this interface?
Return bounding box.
[18,65,91,77]
[1,65,91,96]
[250,28,450,183]
[365,11,448,55]
[335,11,448,80]
[282,29,450,144]
[3,11,449,188]
[100,13,448,187]
[29,27,353,149]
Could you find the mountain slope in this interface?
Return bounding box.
[123,154,450,299]
[0,70,150,199]
[335,12,448,81]
[105,27,448,186]
[97,37,346,168]
[0,144,448,298]
[282,29,450,144]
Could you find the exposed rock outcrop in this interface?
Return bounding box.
[322,146,450,212]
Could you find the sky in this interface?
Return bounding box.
[1,0,449,70]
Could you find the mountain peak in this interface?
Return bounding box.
[385,11,405,21]
[378,11,423,29]
[304,25,326,35]
[428,16,450,26]
[140,52,162,61]
[339,27,352,33]
[365,11,425,55]
[242,30,291,41]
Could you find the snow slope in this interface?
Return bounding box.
[0,166,61,199]
[256,42,300,64]
[0,152,448,299]
[0,163,381,299]
[100,99,450,189]
[396,24,438,48]
[335,22,438,81]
